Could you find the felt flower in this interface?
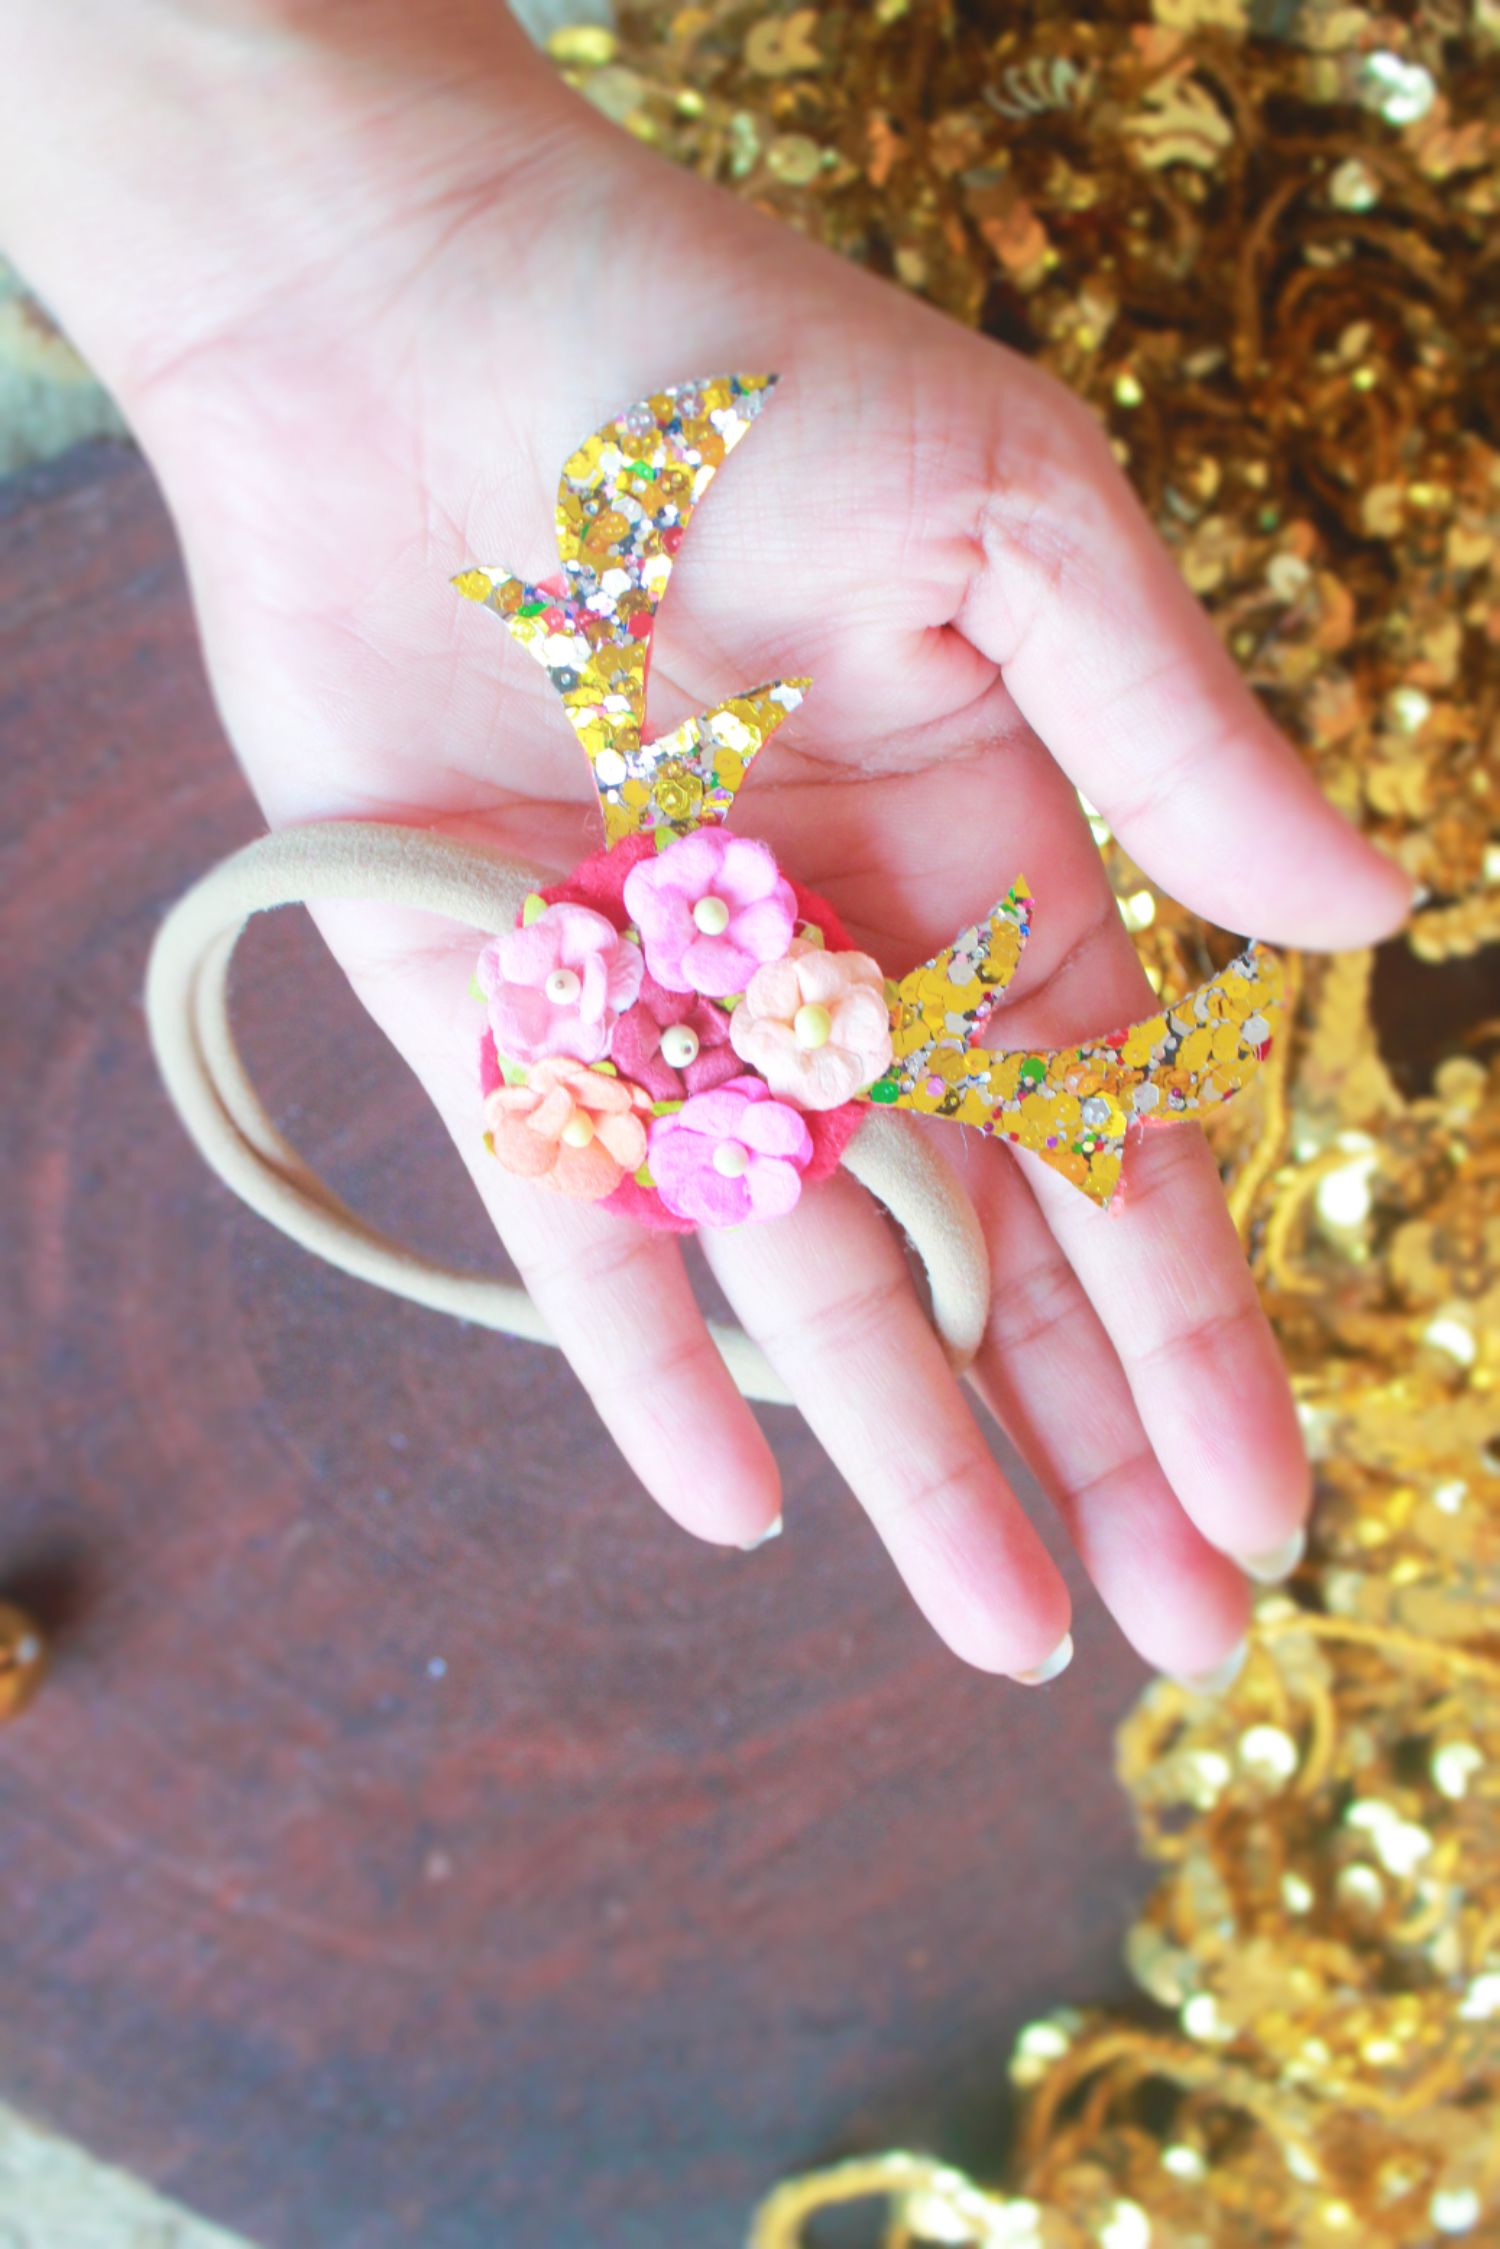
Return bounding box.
[730,940,893,1109]
[647,1075,813,1228]
[610,974,740,1102]
[622,829,796,999]
[484,1058,653,1201]
[478,902,642,1067]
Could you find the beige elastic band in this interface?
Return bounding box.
[144,823,991,1407]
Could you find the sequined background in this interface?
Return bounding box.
[2,1,1496,2240]
[547,3,1500,2243]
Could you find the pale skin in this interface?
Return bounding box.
[0,1,1411,1681]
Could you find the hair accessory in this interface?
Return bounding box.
[454,375,1284,1225]
[145,824,990,1399]
[144,373,1280,1400]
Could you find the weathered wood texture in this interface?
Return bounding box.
[0,441,1150,2249]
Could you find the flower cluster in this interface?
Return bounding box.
[476,828,892,1229]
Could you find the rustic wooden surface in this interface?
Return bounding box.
[0,439,1152,2249]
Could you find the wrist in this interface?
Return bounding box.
[0,0,594,417]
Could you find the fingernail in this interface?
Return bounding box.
[1174,1637,1248,1697]
[1014,1631,1073,1686]
[1232,1526,1307,1585]
[738,1515,783,1552]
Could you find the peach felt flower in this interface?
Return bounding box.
[484,1058,652,1201]
[730,941,893,1109]
[622,828,796,999]
[478,901,642,1067]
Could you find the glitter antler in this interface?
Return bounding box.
[875,906,1283,1207]
[453,374,809,846]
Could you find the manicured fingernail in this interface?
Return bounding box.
[1014,1631,1073,1686]
[1175,1638,1248,1697]
[738,1515,783,1552]
[1233,1526,1307,1584]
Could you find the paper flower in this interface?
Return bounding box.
[622,829,796,998]
[611,974,740,1102]
[479,902,643,1067]
[647,1075,813,1228]
[484,1058,652,1201]
[730,941,893,1109]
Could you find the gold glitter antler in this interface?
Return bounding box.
[872,905,1284,1209]
[886,881,1035,1055]
[453,373,809,846]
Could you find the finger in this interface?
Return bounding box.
[990,886,1310,1573]
[478,1179,783,1548]
[325,908,783,1548]
[963,1137,1251,1680]
[701,1170,1073,1678]
[954,376,1410,949]
[1021,1123,1310,1572]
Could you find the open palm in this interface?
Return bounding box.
[107,52,1407,1681]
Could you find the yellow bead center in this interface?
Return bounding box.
[560,1110,596,1149]
[693,895,731,936]
[794,1002,833,1049]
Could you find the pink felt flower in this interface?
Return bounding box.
[611,973,740,1102]
[647,1075,813,1228]
[622,829,796,999]
[484,1058,652,1201]
[730,940,893,1110]
[478,901,642,1067]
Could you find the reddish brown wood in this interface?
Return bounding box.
[0,440,1150,2249]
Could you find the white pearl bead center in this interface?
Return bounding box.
[793,1002,833,1049]
[692,895,731,936]
[712,1140,750,1179]
[560,1110,596,1149]
[545,966,582,1005]
[660,1024,701,1069]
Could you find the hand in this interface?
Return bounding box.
[0,2,1409,1679]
